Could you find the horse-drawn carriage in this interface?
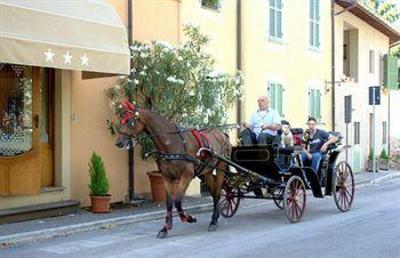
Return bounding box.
[114,101,355,238]
[199,129,355,223]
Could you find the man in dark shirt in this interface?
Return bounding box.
[302,117,337,174]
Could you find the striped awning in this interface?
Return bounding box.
[0,0,130,75]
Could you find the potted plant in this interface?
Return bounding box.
[88,152,111,213]
[379,148,390,171]
[367,149,378,172]
[147,171,179,203]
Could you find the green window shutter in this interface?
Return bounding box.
[277,84,283,116]
[269,6,275,37]
[277,9,282,38]
[310,89,313,117]
[268,83,275,109]
[383,54,399,90]
[316,90,321,121]
[308,89,313,117]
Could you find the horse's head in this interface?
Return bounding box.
[114,101,145,150]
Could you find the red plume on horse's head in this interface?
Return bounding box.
[119,100,136,125]
[121,100,136,112]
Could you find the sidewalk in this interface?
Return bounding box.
[1,170,399,247]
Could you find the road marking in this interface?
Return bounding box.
[37,233,149,254]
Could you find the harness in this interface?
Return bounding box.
[116,101,229,178]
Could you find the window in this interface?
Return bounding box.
[308,88,321,121]
[201,0,220,10]
[354,122,360,145]
[268,82,283,116]
[0,63,33,156]
[382,121,387,144]
[269,0,283,40]
[309,0,320,48]
[369,50,375,74]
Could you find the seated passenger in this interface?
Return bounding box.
[280,120,293,148]
[301,117,338,174]
[240,96,281,146]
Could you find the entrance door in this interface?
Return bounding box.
[40,69,55,187]
[0,64,41,195]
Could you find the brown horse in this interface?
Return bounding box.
[115,101,231,238]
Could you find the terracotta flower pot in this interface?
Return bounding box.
[90,195,112,213]
[147,171,179,203]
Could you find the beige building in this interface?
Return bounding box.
[334,0,400,172]
[240,0,333,131]
[0,0,130,214]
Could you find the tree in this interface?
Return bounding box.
[360,0,400,24]
[107,25,242,130]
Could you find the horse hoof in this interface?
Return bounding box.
[208,224,217,232]
[157,230,168,239]
[181,215,197,223]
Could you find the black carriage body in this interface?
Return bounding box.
[231,145,281,182]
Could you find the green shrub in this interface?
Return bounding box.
[88,152,110,196]
[368,149,374,161]
[379,148,389,161]
[201,0,221,9]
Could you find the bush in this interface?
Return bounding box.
[201,0,221,9]
[379,148,389,161]
[368,149,374,161]
[107,25,243,156]
[88,152,110,196]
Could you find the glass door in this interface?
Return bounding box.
[0,63,41,195]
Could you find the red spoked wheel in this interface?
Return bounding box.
[284,176,306,223]
[219,182,240,218]
[333,161,355,212]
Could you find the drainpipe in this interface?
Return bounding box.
[127,0,139,203]
[236,0,242,136]
[331,0,336,132]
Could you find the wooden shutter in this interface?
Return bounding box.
[316,90,321,121]
[383,54,399,90]
[277,0,282,38]
[277,84,283,116]
[269,0,275,37]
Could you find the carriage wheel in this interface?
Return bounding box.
[273,188,284,210]
[219,183,240,218]
[284,176,306,223]
[333,161,355,212]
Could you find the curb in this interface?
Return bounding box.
[0,203,213,247]
[369,172,400,185]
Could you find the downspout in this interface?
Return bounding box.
[331,0,336,131]
[127,0,137,203]
[236,0,242,136]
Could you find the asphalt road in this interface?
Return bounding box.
[2,178,400,258]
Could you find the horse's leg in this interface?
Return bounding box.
[175,173,197,223]
[205,164,225,232]
[156,178,175,239]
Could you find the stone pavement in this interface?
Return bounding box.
[0,170,399,247]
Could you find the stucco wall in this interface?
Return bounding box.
[69,0,239,206]
[334,5,390,171]
[241,0,333,130]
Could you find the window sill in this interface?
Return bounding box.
[268,36,284,45]
[308,46,321,53]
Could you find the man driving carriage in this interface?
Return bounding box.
[240,96,281,146]
[301,117,338,174]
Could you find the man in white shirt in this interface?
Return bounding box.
[241,96,281,146]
